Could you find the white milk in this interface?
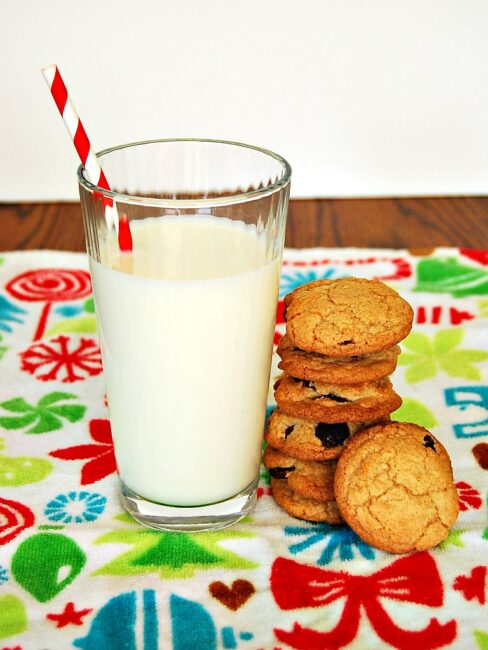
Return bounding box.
[90,216,280,506]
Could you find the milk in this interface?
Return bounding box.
[89,216,280,506]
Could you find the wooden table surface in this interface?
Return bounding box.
[1,197,487,251]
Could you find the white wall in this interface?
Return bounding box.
[2,0,488,201]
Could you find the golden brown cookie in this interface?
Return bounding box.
[274,374,402,422]
[284,278,413,357]
[264,408,387,461]
[277,335,400,384]
[334,422,459,553]
[271,478,343,523]
[263,445,336,501]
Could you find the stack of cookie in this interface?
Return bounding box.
[264,277,414,525]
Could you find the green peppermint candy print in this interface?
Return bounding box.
[0,392,86,434]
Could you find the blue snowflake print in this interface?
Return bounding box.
[285,523,375,564]
[0,295,26,333]
[55,304,84,317]
[0,565,8,585]
[279,269,341,298]
[45,491,107,524]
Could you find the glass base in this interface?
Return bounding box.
[119,478,258,532]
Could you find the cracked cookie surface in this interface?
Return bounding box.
[264,408,385,461]
[263,445,337,501]
[284,278,413,356]
[333,421,459,553]
[271,478,343,523]
[274,374,402,422]
[277,335,400,384]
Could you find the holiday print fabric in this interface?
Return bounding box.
[0,248,486,650]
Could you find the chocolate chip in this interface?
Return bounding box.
[314,422,350,448]
[269,466,295,479]
[339,339,354,346]
[284,425,295,438]
[312,393,350,403]
[423,435,437,452]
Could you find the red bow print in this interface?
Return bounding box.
[271,553,456,650]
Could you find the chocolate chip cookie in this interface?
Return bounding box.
[334,421,459,553]
[277,335,401,384]
[264,408,383,461]
[271,478,343,523]
[284,278,413,357]
[274,374,402,422]
[263,445,337,501]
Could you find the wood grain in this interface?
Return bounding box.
[285,197,488,248]
[1,197,487,252]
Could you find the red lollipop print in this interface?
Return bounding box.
[0,497,35,546]
[6,268,92,340]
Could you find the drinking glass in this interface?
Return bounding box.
[78,139,291,531]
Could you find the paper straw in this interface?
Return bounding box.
[41,64,133,252]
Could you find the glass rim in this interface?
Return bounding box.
[77,138,292,208]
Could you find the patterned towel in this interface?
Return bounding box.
[0,247,486,650]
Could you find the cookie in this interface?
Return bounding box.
[264,408,386,461]
[271,478,343,523]
[274,374,402,422]
[263,445,337,501]
[334,422,459,553]
[284,278,413,357]
[277,335,400,384]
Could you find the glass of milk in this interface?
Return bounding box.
[78,139,291,531]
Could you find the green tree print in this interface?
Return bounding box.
[398,329,488,383]
[0,392,86,434]
[438,529,466,550]
[93,518,257,579]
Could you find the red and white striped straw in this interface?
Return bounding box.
[41,64,132,251]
